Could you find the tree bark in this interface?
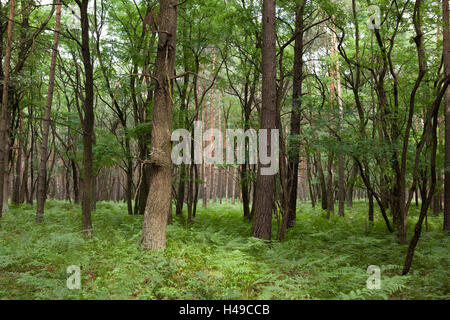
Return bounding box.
[444,0,450,231]
[287,2,304,229]
[0,0,14,218]
[12,112,22,205]
[36,0,61,222]
[141,0,178,250]
[252,0,277,241]
[78,0,94,237]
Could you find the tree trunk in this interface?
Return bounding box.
[12,112,22,205]
[252,0,277,241]
[368,190,374,225]
[287,2,304,229]
[36,0,61,222]
[79,0,94,237]
[176,164,186,220]
[141,0,177,250]
[0,0,14,218]
[346,163,358,208]
[444,0,450,231]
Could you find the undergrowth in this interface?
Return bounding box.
[0,200,448,300]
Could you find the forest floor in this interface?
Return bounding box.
[0,200,448,300]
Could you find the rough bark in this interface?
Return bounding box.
[252,0,277,241]
[78,0,94,237]
[141,0,178,250]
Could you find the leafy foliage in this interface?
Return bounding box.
[0,201,448,300]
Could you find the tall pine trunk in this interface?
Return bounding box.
[252,0,277,241]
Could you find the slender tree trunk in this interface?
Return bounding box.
[241,164,251,219]
[126,159,133,215]
[336,49,345,217]
[403,114,438,275]
[12,112,22,205]
[287,2,304,229]
[316,151,328,210]
[193,163,199,217]
[444,0,450,231]
[307,154,315,208]
[346,163,357,207]
[0,0,14,218]
[368,190,374,225]
[142,0,177,250]
[176,164,186,219]
[231,167,236,205]
[187,164,193,224]
[36,0,61,222]
[19,147,29,204]
[79,0,94,237]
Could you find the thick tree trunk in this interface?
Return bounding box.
[252,0,277,241]
[141,0,177,250]
[36,0,61,222]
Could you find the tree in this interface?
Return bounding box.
[36,0,62,223]
[77,0,95,237]
[0,0,15,218]
[142,0,178,250]
[287,0,305,228]
[444,0,450,232]
[252,0,277,241]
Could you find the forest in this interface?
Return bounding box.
[0,0,449,301]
